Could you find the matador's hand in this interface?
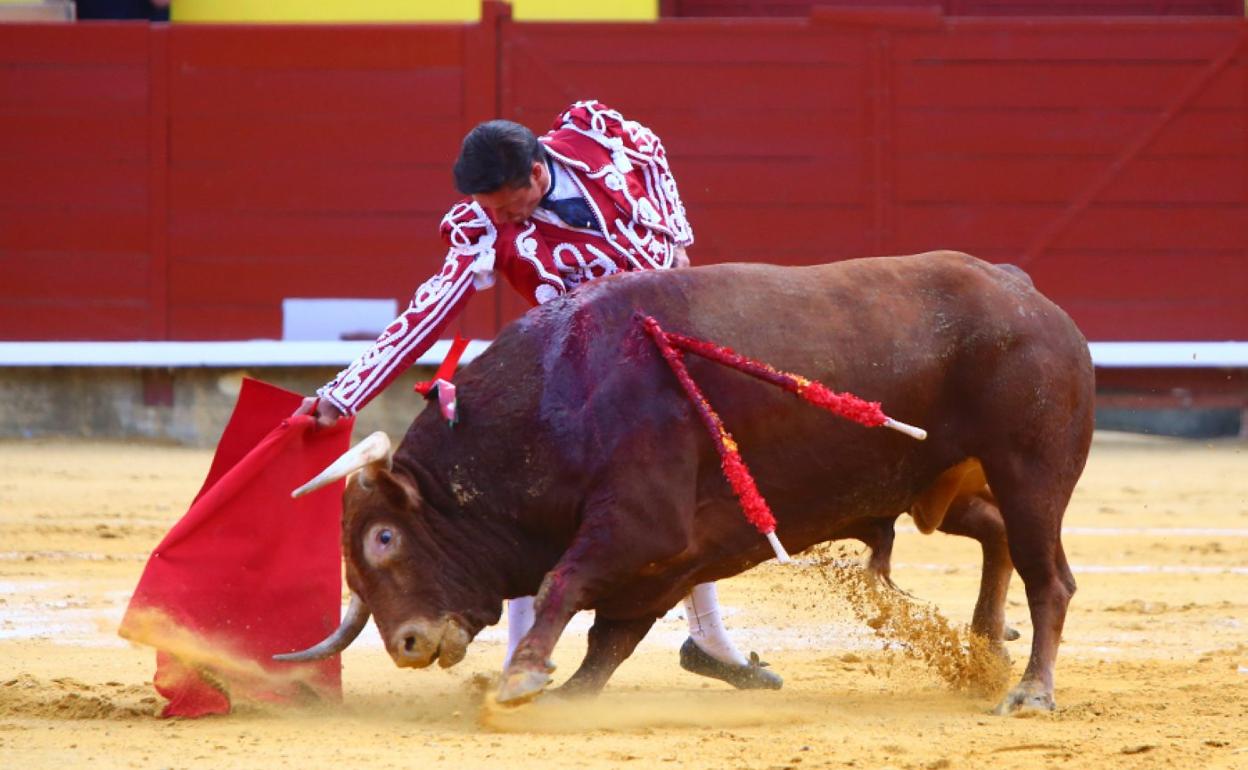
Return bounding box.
[293,396,344,429]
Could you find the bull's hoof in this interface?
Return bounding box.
[871,571,919,600]
[679,638,783,690]
[495,668,553,706]
[993,682,1055,716]
[1003,625,1021,642]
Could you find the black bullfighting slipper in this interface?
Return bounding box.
[679,637,783,690]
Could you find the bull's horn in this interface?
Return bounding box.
[292,431,392,498]
[273,593,370,662]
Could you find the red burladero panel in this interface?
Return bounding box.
[502,17,1248,340]
[886,19,1248,340]
[662,1,1245,16]
[163,24,492,341]
[0,23,153,340]
[1,15,1245,343]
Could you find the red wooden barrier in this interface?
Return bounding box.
[502,13,1248,340]
[662,1,1245,17]
[161,22,499,342]
[1,8,1245,344]
[0,23,152,340]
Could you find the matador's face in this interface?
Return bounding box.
[472,161,548,225]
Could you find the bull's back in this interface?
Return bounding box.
[466,251,1091,529]
[555,251,1090,516]
[574,250,1086,394]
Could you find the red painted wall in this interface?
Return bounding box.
[502,14,1248,341]
[662,1,1245,17]
[161,24,498,341]
[0,24,152,340]
[1,9,1245,343]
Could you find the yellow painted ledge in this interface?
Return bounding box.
[512,0,656,21]
[171,0,657,23]
[172,0,482,23]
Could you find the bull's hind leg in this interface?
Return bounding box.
[836,516,901,588]
[936,490,1015,645]
[982,460,1080,715]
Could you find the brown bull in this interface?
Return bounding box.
[281,251,1094,714]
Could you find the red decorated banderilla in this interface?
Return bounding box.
[639,314,927,563]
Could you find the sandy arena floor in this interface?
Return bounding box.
[1,433,1245,769]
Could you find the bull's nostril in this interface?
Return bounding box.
[404,636,417,654]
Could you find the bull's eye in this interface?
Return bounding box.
[364,523,399,567]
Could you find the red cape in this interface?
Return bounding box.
[120,378,353,717]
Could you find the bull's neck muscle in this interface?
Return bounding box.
[398,458,554,602]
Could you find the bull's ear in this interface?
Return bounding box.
[369,467,423,513]
[355,457,391,491]
[394,472,423,512]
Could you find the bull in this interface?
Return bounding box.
[279,251,1094,714]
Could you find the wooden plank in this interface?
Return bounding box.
[677,156,865,205]
[0,209,147,254]
[894,156,1245,204]
[169,114,463,165]
[670,0,1243,15]
[168,212,432,261]
[682,204,873,261]
[169,68,463,118]
[894,108,1246,157]
[0,305,152,341]
[1059,299,1248,341]
[506,61,862,116]
[643,113,866,158]
[0,23,149,65]
[894,61,1244,109]
[169,304,281,340]
[0,64,147,113]
[169,25,466,69]
[168,291,497,343]
[506,24,869,66]
[1,253,152,303]
[1025,251,1247,302]
[0,159,147,209]
[894,26,1241,63]
[167,251,443,305]
[955,0,1243,15]
[1058,206,1248,251]
[892,203,1248,254]
[168,163,448,214]
[0,114,148,162]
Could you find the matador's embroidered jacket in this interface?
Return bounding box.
[317,100,695,416]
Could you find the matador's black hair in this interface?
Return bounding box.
[453,119,546,194]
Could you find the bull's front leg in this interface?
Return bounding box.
[496,561,587,703]
[497,509,691,704]
[496,427,698,706]
[497,552,632,704]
